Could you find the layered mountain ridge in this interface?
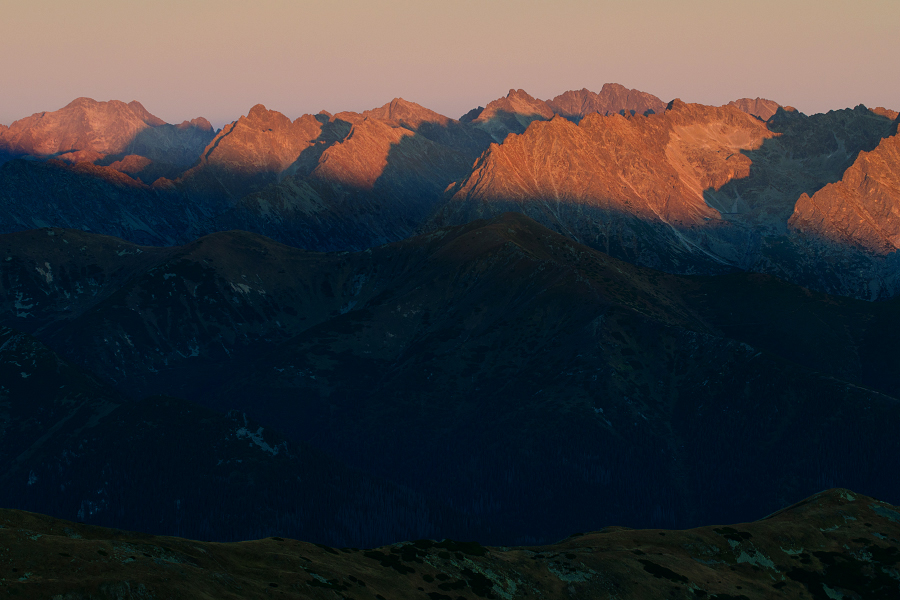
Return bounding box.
[0,87,898,301]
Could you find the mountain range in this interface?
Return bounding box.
[1,87,898,299]
[1,85,899,557]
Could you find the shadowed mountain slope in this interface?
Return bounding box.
[2,214,899,544]
[195,100,488,250]
[0,99,482,252]
[1,489,898,599]
[176,104,326,200]
[470,88,557,141]
[0,160,189,245]
[0,326,475,546]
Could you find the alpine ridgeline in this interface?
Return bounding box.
[4,87,899,298]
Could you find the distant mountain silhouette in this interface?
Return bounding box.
[547,83,667,120]
[465,84,666,141]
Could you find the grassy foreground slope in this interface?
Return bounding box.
[1,489,898,599]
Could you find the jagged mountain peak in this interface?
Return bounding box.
[548,84,666,119]
[482,88,551,114]
[506,88,535,100]
[177,116,214,131]
[726,97,780,121]
[246,103,276,120]
[61,96,105,110]
[126,100,167,126]
[872,106,900,120]
[666,97,688,111]
[459,106,484,123]
[362,97,451,127]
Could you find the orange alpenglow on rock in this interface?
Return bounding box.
[726,97,781,121]
[789,130,900,254]
[447,99,773,228]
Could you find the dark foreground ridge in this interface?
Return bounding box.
[1,489,898,599]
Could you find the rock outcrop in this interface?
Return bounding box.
[547,83,667,120]
[468,84,667,142]
[789,128,900,254]
[437,100,775,271]
[726,97,780,120]
[471,88,556,141]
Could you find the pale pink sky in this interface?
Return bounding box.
[1,0,897,128]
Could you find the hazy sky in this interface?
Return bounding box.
[1,0,897,127]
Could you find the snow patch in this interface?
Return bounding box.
[351,274,367,296]
[870,503,900,523]
[736,549,776,569]
[35,262,53,283]
[822,583,845,599]
[235,426,280,455]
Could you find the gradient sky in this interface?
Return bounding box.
[1,0,897,128]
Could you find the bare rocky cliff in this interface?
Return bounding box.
[435,100,900,296]
[436,99,775,271]
[789,125,900,254]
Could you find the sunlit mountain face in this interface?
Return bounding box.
[1,88,899,571]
